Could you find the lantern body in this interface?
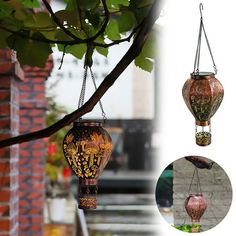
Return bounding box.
[185,193,207,224]
[63,121,112,209]
[182,72,224,146]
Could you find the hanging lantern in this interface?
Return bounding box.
[185,193,207,231]
[182,73,224,146]
[182,3,224,146]
[63,121,112,209]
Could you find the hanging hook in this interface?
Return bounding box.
[199,3,203,18]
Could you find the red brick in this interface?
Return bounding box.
[0,77,11,89]
[0,103,10,116]
[0,119,10,129]
[33,117,44,124]
[0,219,11,231]
[0,147,10,157]
[29,208,42,215]
[33,85,44,92]
[27,192,41,200]
[0,176,10,186]
[20,117,31,125]
[0,205,9,216]
[19,200,29,208]
[19,85,32,92]
[19,216,30,225]
[30,224,42,231]
[32,216,43,224]
[0,91,10,101]
[0,162,10,172]
[0,190,10,202]
[32,200,44,207]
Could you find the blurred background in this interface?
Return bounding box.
[43,1,163,235]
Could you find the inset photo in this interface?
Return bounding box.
[156,156,232,233]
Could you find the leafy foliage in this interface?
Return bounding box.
[174,224,202,233]
[0,0,156,72]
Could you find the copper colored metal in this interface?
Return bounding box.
[182,72,224,146]
[185,193,207,224]
[63,121,112,209]
[195,120,210,126]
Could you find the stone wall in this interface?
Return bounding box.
[173,157,232,231]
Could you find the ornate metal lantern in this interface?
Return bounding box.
[182,4,224,146]
[63,121,112,209]
[185,193,207,231]
[63,47,112,209]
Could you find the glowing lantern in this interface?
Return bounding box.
[182,73,224,146]
[63,121,112,209]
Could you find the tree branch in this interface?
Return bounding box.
[42,0,80,41]
[0,0,161,148]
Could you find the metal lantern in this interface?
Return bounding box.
[182,73,224,146]
[185,193,207,226]
[63,121,112,209]
[182,3,224,146]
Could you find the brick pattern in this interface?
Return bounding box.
[0,49,24,236]
[18,60,53,236]
[173,157,232,231]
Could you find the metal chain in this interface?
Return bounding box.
[193,3,217,75]
[78,66,88,108]
[89,67,107,122]
[188,167,202,194]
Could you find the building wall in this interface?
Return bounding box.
[18,62,53,236]
[0,50,24,236]
[173,157,232,231]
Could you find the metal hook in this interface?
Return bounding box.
[199,3,203,18]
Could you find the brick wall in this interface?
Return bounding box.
[18,61,53,236]
[173,157,232,231]
[0,50,24,236]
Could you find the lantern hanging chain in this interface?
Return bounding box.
[78,65,88,109]
[188,167,202,194]
[193,3,217,75]
[89,67,107,121]
[77,44,107,121]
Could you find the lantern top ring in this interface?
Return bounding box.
[191,72,215,80]
[189,193,203,197]
[73,120,102,127]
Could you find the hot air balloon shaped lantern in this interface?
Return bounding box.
[182,3,224,146]
[63,48,112,209]
[184,156,212,232]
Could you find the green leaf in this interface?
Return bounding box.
[95,46,108,57]
[86,11,101,28]
[24,12,55,28]
[7,32,52,67]
[21,0,40,8]
[78,0,100,11]
[106,0,129,9]
[140,31,156,59]
[130,0,154,8]
[55,10,81,28]
[118,11,136,33]
[66,44,87,59]
[135,55,154,72]
[106,19,121,40]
